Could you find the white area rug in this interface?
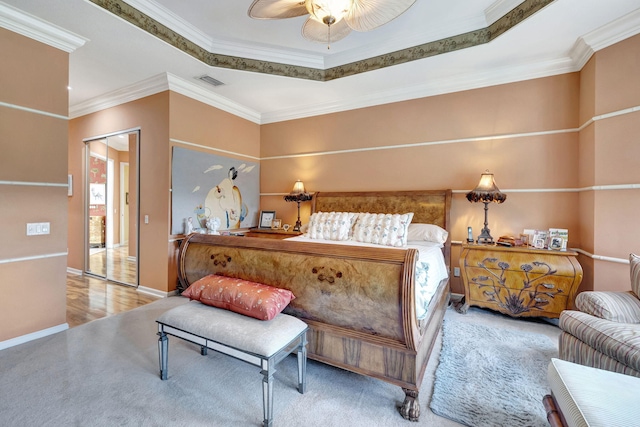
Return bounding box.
[429,317,557,427]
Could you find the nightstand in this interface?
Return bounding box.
[245,228,302,239]
[458,243,583,318]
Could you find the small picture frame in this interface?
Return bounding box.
[271,219,282,229]
[282,224,291,232]
[259,210,276,228]
[549,236,564,250]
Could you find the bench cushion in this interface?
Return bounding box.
[157,301,307,357]
[548,358,640,427]
[182,274,295,320]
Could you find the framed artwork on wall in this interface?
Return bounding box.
[170,146,260,234]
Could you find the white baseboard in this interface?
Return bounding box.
[0,323,69,351]
[67,267,83,275]
[137,285,177,298]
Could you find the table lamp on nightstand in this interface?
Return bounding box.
[283,180,313,232]
[466,170,506,244]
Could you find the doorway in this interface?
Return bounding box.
[85,130,139,286]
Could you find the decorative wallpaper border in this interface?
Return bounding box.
[89,0,554,82]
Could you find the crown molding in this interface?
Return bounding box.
[69,72,261,123]
[583,7,640,52]
[124,0,211,51]
[124,0,324,69]
[0,1,87,52]
[165,73,261,124]
[325,13,488,68]
[570,7,640,70]
[261,55,577,123]
[70,1,640,124]
[485,0,524,25]
[69,73,169,119]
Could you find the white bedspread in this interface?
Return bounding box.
[285,235,449,320]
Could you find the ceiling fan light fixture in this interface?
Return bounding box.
[305,0,352,26]
[248,0,416,46]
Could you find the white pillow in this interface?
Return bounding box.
[352,212,414,247]
[307,211,357,241]
[407,223,448,244]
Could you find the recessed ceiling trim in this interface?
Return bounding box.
[88,0,554,81]
[485,0,524,25]
[261,55,577,124]
[0,2,88,52]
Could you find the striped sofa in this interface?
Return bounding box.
[558,253,640,377]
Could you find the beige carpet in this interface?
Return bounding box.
[0,296,560,426]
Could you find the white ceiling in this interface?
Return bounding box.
[2,0,640,124]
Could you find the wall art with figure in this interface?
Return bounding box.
[171,146,259,234]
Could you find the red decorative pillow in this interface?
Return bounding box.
[182,274,295,321]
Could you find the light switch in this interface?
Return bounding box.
[26,222,50,236]
[144,215,149,224]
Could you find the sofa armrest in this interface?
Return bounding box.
[575,291,640,323]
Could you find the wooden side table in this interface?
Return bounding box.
[245,228,303,240]
[458,243,583,318]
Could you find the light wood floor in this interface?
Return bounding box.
[66,273,160,328]
[88,245,137,285]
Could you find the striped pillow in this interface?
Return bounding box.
[575,291,640,323]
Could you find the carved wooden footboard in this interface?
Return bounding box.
[176,190,452,421]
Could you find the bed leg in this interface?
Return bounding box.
[399,388,420,421]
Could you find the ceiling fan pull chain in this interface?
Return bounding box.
[327,23,331,49]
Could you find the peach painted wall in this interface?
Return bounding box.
[68,92,170,292]
[67,91,260,293]
[167,93,261,288]
[588,34,640,291]
[0,28,69,342]
[260,74,581,294]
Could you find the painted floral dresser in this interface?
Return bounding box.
[459,244,583,318]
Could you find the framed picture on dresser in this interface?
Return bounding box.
[259,211,276,228]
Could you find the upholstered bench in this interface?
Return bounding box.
[543,358,640,426]
[156,301,308,427]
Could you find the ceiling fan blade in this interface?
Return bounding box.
[346,0,416,32]
[248,0,309,19]
[302,17,352,44]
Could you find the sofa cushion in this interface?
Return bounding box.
[182,274,295,321]
[575,291,640,323]
[559,310,640,372]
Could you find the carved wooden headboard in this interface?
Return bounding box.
[312,190,452,268]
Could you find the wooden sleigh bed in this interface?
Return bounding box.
[176,190,452,421]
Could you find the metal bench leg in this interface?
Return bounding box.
[157,330,168,380]
[297,334,307,394]
[261,362,275,427]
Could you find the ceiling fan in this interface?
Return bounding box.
[248,0,416,48]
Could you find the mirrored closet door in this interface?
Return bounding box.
[85,130,139,286]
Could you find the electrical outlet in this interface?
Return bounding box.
[453,267,460,277]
